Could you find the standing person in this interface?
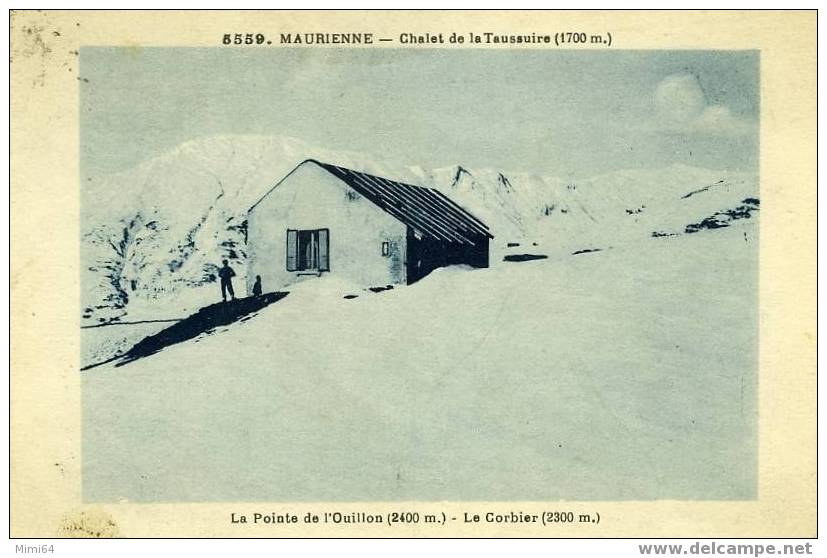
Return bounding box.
[218,259,236,302]
[252,275,263,297]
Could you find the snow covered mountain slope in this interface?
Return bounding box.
[81,134,759,500]
[81,134,758,325]
[83,222,757,502]
[81,135,421,324]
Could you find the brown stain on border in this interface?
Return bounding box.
[57,509,120,538]
[10,11,62,87]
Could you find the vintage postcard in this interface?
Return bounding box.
[9,10,816,538]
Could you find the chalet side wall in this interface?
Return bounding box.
[246,161,407,294]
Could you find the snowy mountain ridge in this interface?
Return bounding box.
[82,134,758,323]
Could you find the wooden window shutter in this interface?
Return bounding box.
[286,229,297,271]
[318,229,329,271]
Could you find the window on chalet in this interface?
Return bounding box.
[286,229,329,272]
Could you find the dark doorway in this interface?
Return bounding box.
[406,227,489,284]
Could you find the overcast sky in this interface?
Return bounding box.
[80,47,758,180]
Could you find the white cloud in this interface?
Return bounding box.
[692,104,754,137]
[653,74,754,137]
[655,74,706,125]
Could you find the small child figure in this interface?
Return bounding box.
[252,275,263,297]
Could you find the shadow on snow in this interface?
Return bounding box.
[82,292,289,371]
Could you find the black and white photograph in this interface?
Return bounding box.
[8,9,817,544]
[79,46,759,503]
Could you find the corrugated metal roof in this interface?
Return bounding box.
[315,161,493,246]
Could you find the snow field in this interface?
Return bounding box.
[83,223,757,502]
